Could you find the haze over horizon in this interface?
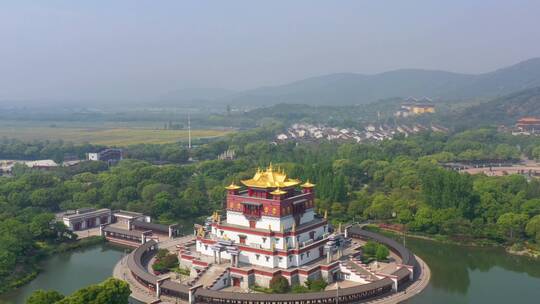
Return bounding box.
[2,0,540,105]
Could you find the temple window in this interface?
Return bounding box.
[265,256,270,262]
[262,237,267,243]
[289,256,293,262]
[256,254,260,260]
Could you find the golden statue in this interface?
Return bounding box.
[197,226,204,237]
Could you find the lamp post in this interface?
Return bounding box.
[392,211,406,247]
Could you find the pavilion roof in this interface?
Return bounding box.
[241,164,300,189]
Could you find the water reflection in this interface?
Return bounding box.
[406,236,540,296]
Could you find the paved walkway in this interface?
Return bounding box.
[113,255,161,304]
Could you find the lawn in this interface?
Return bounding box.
[0,121,232,146]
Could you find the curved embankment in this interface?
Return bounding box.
[125,225,427,304]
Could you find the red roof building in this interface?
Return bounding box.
[516,117,540,132]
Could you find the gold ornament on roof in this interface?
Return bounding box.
[301,180,316,188]
[270,187,287,196]
[241,164,301,189]
[225,182,241,190]
[197,226,204,237]
[324,210,328,219]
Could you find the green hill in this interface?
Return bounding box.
[442,86,540,128]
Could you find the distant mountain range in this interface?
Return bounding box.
[157,58,540,106]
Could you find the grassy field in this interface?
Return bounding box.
[0,121,232,146]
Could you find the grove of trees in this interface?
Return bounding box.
[3,125,540,297]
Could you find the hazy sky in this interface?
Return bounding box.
[1,0,540,103]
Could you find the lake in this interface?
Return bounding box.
[403,237,540,304]
[0,243,127,304]
[1,234,540,304]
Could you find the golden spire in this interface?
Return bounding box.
[271,242,276,251]
[283,240,288,251]
[324,210,328,219]
[225,182,241,190]
[301,179,316,188]
[270,187,287,196]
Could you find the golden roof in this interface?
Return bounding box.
[241,164,300,189]
[225,182,241,190]
[301,180,316,188]
[270,187,287,196]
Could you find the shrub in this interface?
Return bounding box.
[291,284,310,293]
[269,275,290,293]
[362,241,390,261]
[305,278,328,291]
[362,241,378,256]
[152,253,178,273]
[175,266,191,276]
[375,245,390,261]
[156,249,169,259]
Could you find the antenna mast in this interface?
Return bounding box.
[188,114,192,149]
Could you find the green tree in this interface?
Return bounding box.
[57,278,130,304]
[497,213,529,241]
[27,290,65,304]
[29,213,55,240]
[526,215,540,243]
